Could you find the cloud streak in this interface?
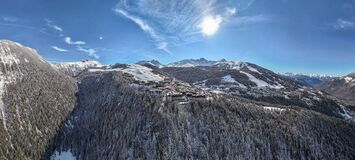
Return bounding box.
[332,19,355,30]
[52,46,68,52]
[65,37,86,45]
[46,19,100,59]
[229,15,270,26]
[114,8,168,53]
[46,20,63,32]
[77,46,99,59]
[2,16,18,22]
[114,0,254,53]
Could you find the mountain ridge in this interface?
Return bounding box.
[1,40,355,160]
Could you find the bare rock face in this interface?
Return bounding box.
[47,70,355,160]
[0,40,77,159]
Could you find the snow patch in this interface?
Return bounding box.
[339,105,354,122]
[222,75,237,83]
[263,107,286,112]
[221,75,247,89]
[216,61,246,70]
[51,150,77,160]
[344,77,353,83]
[246,65,261,74]
[240,71,284,89]
[241,71,271,88]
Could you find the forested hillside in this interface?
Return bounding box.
[46,70,355,160]
[0,40,77,159]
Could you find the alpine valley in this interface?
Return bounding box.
[1,40,354,160]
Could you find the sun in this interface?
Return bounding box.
[199,15,222,36]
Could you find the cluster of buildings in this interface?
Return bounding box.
[129,77,212,105]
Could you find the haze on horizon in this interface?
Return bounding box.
[0,0,354,76]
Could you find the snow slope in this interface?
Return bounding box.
[240,71,284,89]
[89,64,165,82]
[53,60,102,76]
[51,150,77,160]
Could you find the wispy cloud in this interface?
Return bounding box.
[156,42,171,54]
[229,15,270,26]
[2,16,18,22]
[332,19,355,30]
[64,37,86,45]
[247,0,256,7]
[45,19,63,32]
[114,8,169,52]
[77,46,99,59]
[114,0,253,53]
[52,46,68,52]
[46,18,100,59]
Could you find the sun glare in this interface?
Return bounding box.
[199,15,222,36]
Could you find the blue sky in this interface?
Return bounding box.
[0,0,355,76]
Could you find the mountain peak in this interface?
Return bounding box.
[346,73,355,78]
[167,58,218,67]
[136,59,164,68]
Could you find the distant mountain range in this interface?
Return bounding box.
[137,58,228,68]
[1,40,354,160]
[281,72,335,87]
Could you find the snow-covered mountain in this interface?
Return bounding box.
[50,57,355,160]
[162,59,354,120]
[89,63,166,82]
[1,42,355,160]
[53,60,102,77]
[319,73,355,105]
[136,60,165,68]
[282,72,335,87]
[167,58,220,67]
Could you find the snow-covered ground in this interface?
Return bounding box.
[222,75,237,83]
[216,61,246,70]
[246,65,261,74]
[53,60,102,76]
[240,71,284,89]
[344,77,355,83]
[221,75,247,89]
[51,150,77,160]
[89,64,165,82]
[263,107,286,112]
[339,104,355,122]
